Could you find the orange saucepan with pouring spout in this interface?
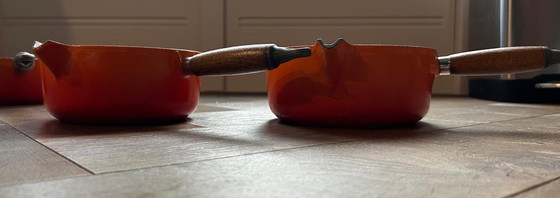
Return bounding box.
[33,41,310,124]
[267,39,560,127]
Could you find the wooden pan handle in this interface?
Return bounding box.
[183,44,311,76]
[439,46,559,75]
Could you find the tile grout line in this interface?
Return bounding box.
[0,137,363,189]
[1,121,95,175]
[92,138,365,176]
[503,175,560,198]
[426,111,560,131]
[483,112,560,125]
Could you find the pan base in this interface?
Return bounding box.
[53,116,190,126]
[276,117,421,129]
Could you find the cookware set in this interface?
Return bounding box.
[2,38,558,126]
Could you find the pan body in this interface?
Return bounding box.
[0,58,43,105]
[267,43,439,127]
[41,46,200,124]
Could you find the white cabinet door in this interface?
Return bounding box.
[0,0,225,91]
[225,0,462,94]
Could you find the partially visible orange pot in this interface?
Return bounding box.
[0,54,43,105]
[267,39,559,127]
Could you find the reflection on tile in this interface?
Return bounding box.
[1,94,559,194]
[194,104,237,113]
[3,101,446,174]
[1,114,559,198]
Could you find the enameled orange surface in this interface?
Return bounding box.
[35,41,200,124]
[0,58,43,105]
[267,40,440,127]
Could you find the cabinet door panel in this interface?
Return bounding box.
[0,0,225,91]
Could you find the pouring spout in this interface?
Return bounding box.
[33,41,43,49]
[32,40,72,77]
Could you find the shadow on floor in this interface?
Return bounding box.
[31,118,266,146]
[34,118,199,137]
[256,119,445,141]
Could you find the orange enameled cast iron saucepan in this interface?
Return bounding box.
[0,52,43,105]
[33,41,310,124]
[267,39,559,127]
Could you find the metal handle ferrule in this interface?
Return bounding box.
[438,56,451,75]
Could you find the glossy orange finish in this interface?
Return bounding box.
[0,58,43,105]
[267,40,440,127]
[34,41,200,124]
